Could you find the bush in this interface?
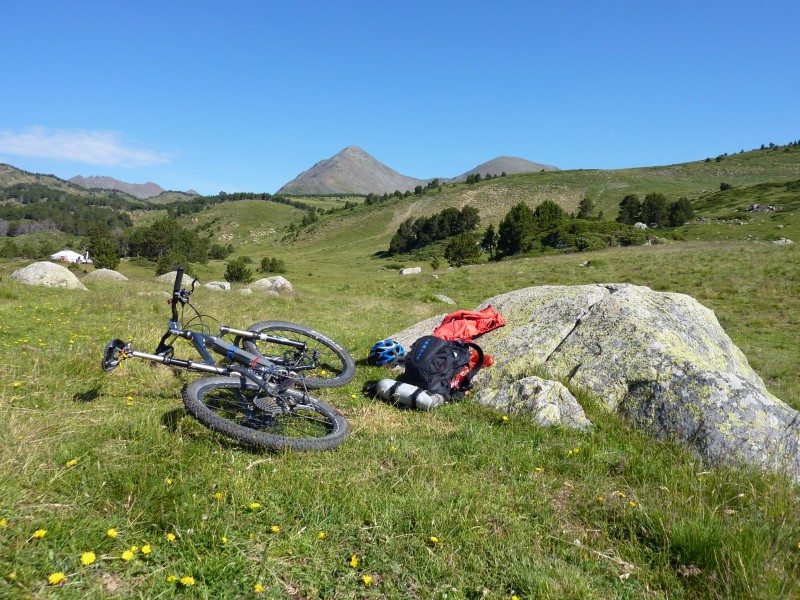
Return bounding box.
[156,250,190,276]
[444,232,482,266]
[224,257,253,283]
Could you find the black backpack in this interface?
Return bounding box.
[399,335,484,401]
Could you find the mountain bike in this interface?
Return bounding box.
[101,267,355,451]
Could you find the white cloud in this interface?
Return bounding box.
[0,127,171,167]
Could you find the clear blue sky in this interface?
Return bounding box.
[2,1,798,195]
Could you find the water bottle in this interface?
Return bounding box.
[374,378,446,410]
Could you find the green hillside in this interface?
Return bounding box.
[163,145,800,279]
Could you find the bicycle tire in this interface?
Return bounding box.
[243,321,355,388]
[182,376,350,451]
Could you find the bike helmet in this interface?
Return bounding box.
[368,339,405,367]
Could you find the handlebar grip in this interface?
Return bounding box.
[173,266,185,293]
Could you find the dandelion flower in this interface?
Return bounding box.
[0,518,7,527]
[535,467,543,474]
[502,415,509,422]
[270,525,280,534]
[166,533,176,542]
[254,583,266,593]
[351,394,357,399]
[361,575,373,585]
[33,529,47,539]
[317,531,327,540]
[13,382,21,388]
[629,501,638,508]
[48,572,66,585]
[214,492,223,501]
[107,528,118,538]
[221,537,228,545]
[167,575,178,583]
[349,555,358,568]
[141,545,151,555]
[65,458,78,468]
[597,496,605,503]
[249,502,261,510]
[80,551,96,566]
[429,536,440,544]
[121,550,134,562]
[180,576,195,587]
[166,479,173,486]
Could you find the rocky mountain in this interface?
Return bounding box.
[278,146,427,195]
[68,175,165,200]
[277,146,559,195]
[449,156,559,181]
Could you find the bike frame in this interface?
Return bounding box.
[102,267,305,390]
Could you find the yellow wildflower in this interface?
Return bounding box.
[429,536,440,544]
[107,528,118,538]
[130,545,138,553]
[249,502,261,510]
[166,533,176,542]
[65,458,78,468]
[0,518,7,527]
[167,575,178,583]
[502,415,509,422]
[166,479,173,486]
[597,496,605,503]
[141,545,151,555]
[351,394,357,399]
[317,531,327,539]
[214,492,223,501]
[629,501,638,508]
[33,529,47,539]
[80,551,96,566]
[349,555,358,568]
[121,550,134,562]
[13,382,21,388]
[270,525,280,534]
[361,575,373,585]
[180,576,195,587]
[221,537,228,545]
[254,583,266,593]
[48,572,66,585]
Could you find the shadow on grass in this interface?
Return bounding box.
[160,407,272,455]
[73,386,102,403]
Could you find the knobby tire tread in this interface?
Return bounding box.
[182,376,350,451]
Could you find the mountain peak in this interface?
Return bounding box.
[278,147,426,195]
[69,175,165,199]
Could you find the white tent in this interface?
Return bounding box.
[50,249,92,264]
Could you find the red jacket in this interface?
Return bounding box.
[432,305,505,342]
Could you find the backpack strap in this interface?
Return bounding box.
[386,380,426,409]
[460,342,485,391]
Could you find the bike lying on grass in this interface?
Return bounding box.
[101,267,355,451]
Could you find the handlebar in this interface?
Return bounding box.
[171,266,186,324]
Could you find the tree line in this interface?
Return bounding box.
[388,206,480,255]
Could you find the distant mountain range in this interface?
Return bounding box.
[278,146,559,195]
[68,175,198,200]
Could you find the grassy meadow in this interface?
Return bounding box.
[1,148,799,598]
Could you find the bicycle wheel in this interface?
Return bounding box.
[182,376,350,451]
[243,321,355,388]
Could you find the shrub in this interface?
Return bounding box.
[224,257,253,283]
[156,250,189,276]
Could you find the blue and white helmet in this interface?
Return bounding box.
[368,339,405,367]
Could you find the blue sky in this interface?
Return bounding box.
[2,1,798,195]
